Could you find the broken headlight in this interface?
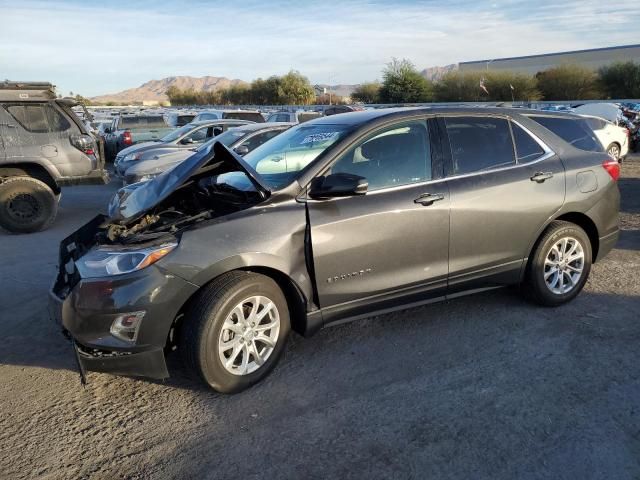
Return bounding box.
[76,242,178,278]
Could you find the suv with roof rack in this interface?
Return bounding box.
[0,81,109,233]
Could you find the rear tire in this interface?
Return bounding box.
[181,271,290,393]
[523,221,592,306]
[0,176,57,233]
[606,142,621,160]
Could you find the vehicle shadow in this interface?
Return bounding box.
[2,287,638,394]
[138,288,640,480]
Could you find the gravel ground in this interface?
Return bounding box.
[1,156,639,480]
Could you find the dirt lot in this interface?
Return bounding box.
[1,156,639,480]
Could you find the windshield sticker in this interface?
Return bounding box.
[300,132,339,144]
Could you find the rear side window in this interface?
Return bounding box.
[222,112,264,123]
[444,117,515,175]
[6,104,70,133]
[528,116,603,153]
[511,123,545,163]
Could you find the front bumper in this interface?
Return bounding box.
[49,219,199,380]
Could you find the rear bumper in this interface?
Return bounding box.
[596,229,619,262]
[57,169,110,186]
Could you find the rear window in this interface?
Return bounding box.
[527,116,603,153]
[222,112,264,123]
[583,117,607,131]
[120,116,167,128]
[445,117,515,175]
[5,104,70,133]
[298,112,321,123]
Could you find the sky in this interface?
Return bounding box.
[1,0,639,97]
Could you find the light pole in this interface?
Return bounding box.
[485,59,494,71]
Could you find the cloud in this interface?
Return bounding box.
[0,0,638,96]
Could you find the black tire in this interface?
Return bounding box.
[181,271,291,393]
[523,221,592,307]
[606,142,621,161]
[0,176,57,233]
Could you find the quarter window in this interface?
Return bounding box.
[511,123,545,163]
[445,117,515,175]
[330,121,431,191]
[527,116,603,153]
[6,104,70,133]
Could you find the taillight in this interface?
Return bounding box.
[123,131,132,145]
[602,158,620,181]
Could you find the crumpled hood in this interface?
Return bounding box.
[108,141,270,224]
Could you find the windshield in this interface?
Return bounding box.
[160,124,194,143]
[242,124,352,189]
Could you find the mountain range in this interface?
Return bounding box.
[89,67,456,104]
[90,76,247,104]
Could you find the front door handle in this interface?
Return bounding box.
[414,193,445,206]
[530,171,554,183]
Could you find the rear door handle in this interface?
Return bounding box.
[530,171,554,183]
[414,193,445,206]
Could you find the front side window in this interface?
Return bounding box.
[6,104,70,133]
[188,126,208,143]
[511,123,545,163]
[329,121,430,191]
[239,130,283,152]
[445,116,515,175]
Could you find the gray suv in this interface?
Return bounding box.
[50,107,619,393]
[0,82,108,233]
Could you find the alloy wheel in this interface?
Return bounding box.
[543,237,585,295]
[218,296,281,375]
[607,145,620,159]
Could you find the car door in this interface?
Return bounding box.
[439,115,565,292]
[306,118,450,319]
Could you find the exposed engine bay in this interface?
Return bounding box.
[102,174,265,244]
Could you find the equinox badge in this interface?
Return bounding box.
[327,268,373,283]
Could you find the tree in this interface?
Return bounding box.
[434,70,540,102]
[598,61,640,99]
[73,94,92,106]
[277,70,315,105]
[352,82,381,103]
[379,58,433,103]
[536,64,601,100]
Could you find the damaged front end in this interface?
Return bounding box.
[49,142,272,383]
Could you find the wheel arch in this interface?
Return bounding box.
[524,212,600,277]
[166,265,311,351]
[0,162,60,194]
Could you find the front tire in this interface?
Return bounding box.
[0,176,57,233]
[181,271,290,393]
[523,221,592,306]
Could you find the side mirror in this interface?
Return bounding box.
[309,173,368,199]
[181,137,194,145]
[234,145,250,156]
